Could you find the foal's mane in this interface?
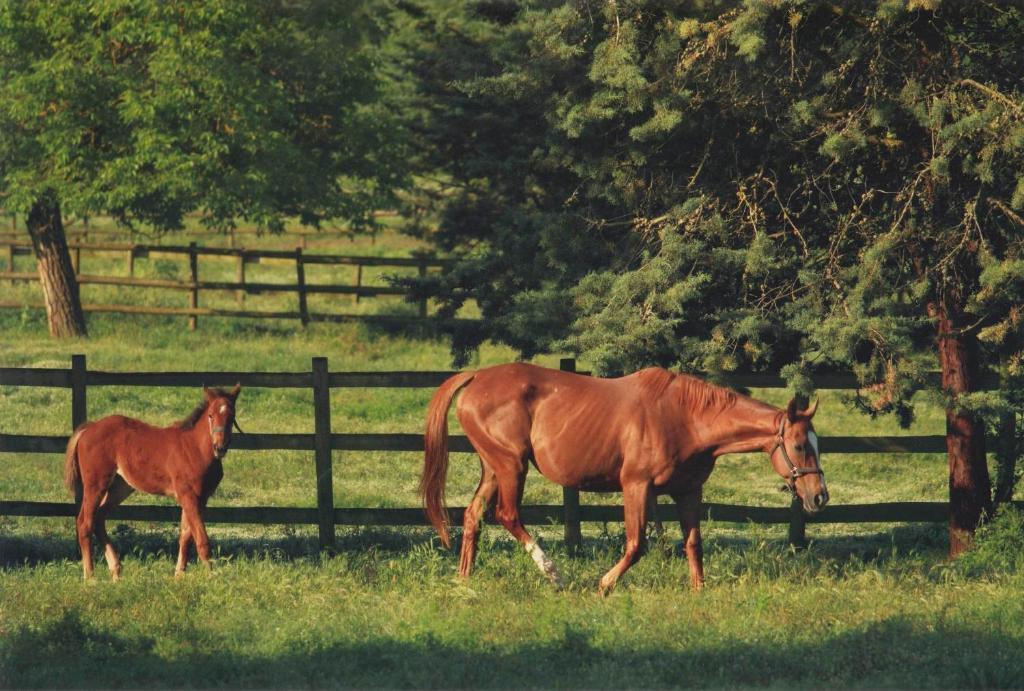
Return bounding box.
[176,388,233,429]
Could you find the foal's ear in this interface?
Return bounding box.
[229,382,241,400]
[203,384,214,401]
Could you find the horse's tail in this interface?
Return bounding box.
[420,371,476,549]
[64,426,87,500]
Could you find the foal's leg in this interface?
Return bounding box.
[178,492,213,572]
[458,464,499,578]
[95,475,135,581]
[76,491,101,580]
[175,511,193,576]
[672,490,705,590]
[598,480,651,595]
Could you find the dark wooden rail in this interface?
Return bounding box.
[0,356,1010,550]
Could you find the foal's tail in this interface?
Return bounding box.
[420,371,476,549]
[64,426,88,500]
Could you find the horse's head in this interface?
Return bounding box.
[769,397,828,515]
[203,383,242,459]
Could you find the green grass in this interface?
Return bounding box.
[2,226,1021,688]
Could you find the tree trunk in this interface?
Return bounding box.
[26,194,87,337]
[935,302,992,558]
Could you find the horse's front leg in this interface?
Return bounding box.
[599,479,651,595]
[178,492,213,571]
[672,489,705,590]
[175,511,193,576]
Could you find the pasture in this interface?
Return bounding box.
[2,290,1023,687]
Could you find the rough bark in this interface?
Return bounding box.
[26,194,87,337]
[934,301,992,558]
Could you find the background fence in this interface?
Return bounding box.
[0,356,1015,550]
[1,241,463,329]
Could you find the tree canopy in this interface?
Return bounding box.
[0,0,404,334]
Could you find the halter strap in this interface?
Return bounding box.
[769,417,824,483]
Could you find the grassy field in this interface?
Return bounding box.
[2,227,1023,688]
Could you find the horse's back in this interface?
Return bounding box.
[459,364,681,486]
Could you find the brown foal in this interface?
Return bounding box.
[420,363,827,594]
[64,385,241,580]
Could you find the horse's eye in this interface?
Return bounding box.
[794,444,804,452]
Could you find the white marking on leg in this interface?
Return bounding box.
[525,540,562,587]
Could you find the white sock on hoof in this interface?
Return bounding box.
[525,539,562,585]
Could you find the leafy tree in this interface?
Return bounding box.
[395,0,1024,554]
[0,0,403,336]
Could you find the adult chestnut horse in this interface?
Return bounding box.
[64,385,241,580]
[421,364,826,593]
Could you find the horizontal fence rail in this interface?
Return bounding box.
[0,356,1010,550]
[3,241,456,328]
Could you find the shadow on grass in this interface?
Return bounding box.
[1,607,1020,688]
[2,521,947,571]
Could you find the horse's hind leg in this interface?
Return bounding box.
[458,465,498,578]
[96,475,134,581]
[75,491,100,580]
[489,458,562,588]
[598,480,651,596]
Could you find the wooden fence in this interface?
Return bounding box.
[1,241,461,329]
[2,356,1015,550]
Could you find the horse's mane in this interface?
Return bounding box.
[175,388,233,429]
[674,373,738,412]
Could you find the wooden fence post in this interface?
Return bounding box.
[125,247,134,277]
[5,243,13,284]
[560,357,583,555]
[353,264,362,305]
[296,248,309,327]
[188,242,198,331]
[312,357,335,549]
[235,252,245,305]
[788,494,806,548]
[70,354,88,505]
[72,244,81,275]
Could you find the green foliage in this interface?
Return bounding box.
[392,0,1024,442]
[952,506,1024,577]
[0,0,403,231]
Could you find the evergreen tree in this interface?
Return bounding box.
[395,0,1024,553]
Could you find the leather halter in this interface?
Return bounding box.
[769,417,824,486]
[207,408,243,446]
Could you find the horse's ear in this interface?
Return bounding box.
[203,384,213,401]
[786,397,800,423]
[229,382,241,400]
[803,397,819,419]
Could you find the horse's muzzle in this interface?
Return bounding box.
[803,490,829,515]
[214,445,229,460]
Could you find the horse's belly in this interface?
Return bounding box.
[531,445,622,489]
[116,458,173,497]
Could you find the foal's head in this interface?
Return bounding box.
[202,383,242,459]
[769,398,828,515]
